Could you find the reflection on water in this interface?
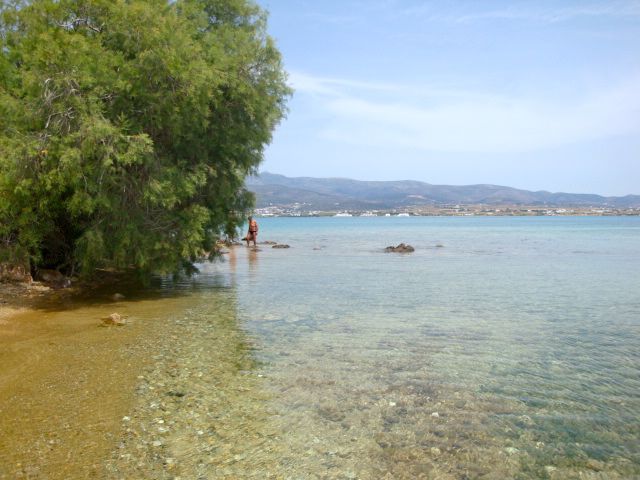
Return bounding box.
[1,217,639,479]
[248,246,259,278]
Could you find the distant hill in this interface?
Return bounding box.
[246,172,640,210]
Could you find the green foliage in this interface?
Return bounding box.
[0,0,290,275]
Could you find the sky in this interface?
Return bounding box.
[258,0,640,196]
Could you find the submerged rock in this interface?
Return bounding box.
[166,391,186,398]
[102,313,126,326]
[272,244,290,249]
[261,241,277,245]
[586,459,604,471]
[384,243,415,253]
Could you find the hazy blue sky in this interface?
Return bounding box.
[258,0,640,195]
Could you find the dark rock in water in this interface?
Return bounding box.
[261,241,277,245]
[384,243,415,253]
[166,391,186,398]
[102,313,126,326]
[435,244,445,248]
[272,244,290,249]
[36,269,71,288]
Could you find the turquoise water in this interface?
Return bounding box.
[4,216,638,479]
[201,216,639,478]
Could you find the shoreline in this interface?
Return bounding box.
[253,210,640,218]
[0,268,159,326]
[0,281,56,324]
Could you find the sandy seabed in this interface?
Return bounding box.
[0,279,637,479]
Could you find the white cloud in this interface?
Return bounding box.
[291,72,640,154]
[289,72,496,102]
[457,4,640,24]
[397,1,640,24]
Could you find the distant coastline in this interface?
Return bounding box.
[247,172,640,217]
[254,205,639,218]
[247,173,640,215]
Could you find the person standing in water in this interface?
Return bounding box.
[244,216,258,246]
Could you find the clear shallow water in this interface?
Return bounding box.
[4,216,638,479]
[212,216,640,478]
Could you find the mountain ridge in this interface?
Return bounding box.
[246,172,640,209]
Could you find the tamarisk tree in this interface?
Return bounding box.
[0,0,290,275]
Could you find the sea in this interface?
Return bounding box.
[4,215,639,479]
[180,216,639,479]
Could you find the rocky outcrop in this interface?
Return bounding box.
[384,243,415,253]
[272,244,290,249]
[0,264,32,284]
